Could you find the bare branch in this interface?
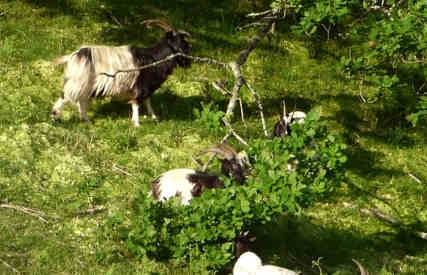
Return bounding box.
[212,81,232,95]
[246,10,273,18]
[408,172,422,184]
[238,98,247,127]
[191,156,204,169]
[75,206,106,216]
[112,163,134,177]
[360,208,400,225]
[236,19,275,66]
[236,22,269,31]
[211,81,246,126]
[100,53,229,78]
[360,207,427,240]
[243,79,268,137]
[223,117,249,146]
[0,204,49,223]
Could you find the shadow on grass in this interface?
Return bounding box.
[240,214,427,275]
[93,91,207,122]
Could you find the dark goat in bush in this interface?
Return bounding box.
[272,102,306,138]
[51,20,192,126]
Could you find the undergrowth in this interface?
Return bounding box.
[0,0,426,274]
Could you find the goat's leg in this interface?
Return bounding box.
[78,98,90,122]
[143,97,158,120]
[51,93,69,120]
[130,99,140,127]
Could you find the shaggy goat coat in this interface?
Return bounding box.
[151,168,224,205]
[151,168,198,205]
[52,30,191,126]
[57,46,140,102]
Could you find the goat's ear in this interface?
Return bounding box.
[166,30,177,39]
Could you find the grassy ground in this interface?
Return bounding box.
[0,0,426,274]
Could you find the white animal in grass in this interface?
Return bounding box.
[233,251,368,275]
[233,251,299,275]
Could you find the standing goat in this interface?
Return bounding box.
[51,20,192,126]
[151,144,250,205]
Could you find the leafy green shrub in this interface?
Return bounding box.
[407,96,427,126]
[108,112,347,270]
[272,0,426,122]
[193,102,226,134]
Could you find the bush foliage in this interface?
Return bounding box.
[107,112,347,269]
[273,0,427,124]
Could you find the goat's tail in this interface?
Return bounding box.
[52,54,72,65]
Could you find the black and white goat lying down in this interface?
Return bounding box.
[151,144,250,205]
[51,20,192,126]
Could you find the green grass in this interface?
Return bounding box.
[0,0,426,274]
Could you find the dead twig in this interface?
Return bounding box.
[191,156,204,169]
[100,53,228,78]
[236,22,269,31]
[211,81,246,126]
[0,203,49,223]
[238,98,247,127]
[359,76,378,104]
[246,10,273,18]
[360,207,427,240]
[0,204,46,219]
[75,206,106,216]
[112,163,134,177]
[408,172,422,184]
[360,208,400,224]
[212,80,231,96]
[243,79,268,137]
[223,119,249,147]
[0,258,20,274]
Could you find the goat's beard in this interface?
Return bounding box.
[176,55,192,68]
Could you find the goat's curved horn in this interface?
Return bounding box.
[198,144,237,160]
[282,100,288,122]
[352,259,367,275]
[142,19,174,32]
[177,30,191,37]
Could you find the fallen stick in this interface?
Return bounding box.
[0,204,49,223]
[408,172,422,184]
[360,207,427,240]
[75,205,106,216]
[0,258,20,274]
[243,79,268,137]
[112,163,134,177]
